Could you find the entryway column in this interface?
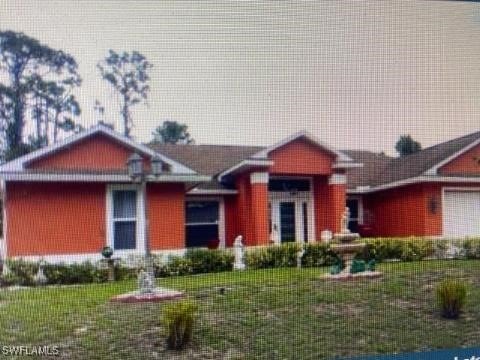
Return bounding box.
[249,172,270,246]
[327,173,347,233]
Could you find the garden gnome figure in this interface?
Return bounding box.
[233,235,246,270]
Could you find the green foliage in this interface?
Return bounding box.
[0,30,81,158]
[162,300,198,350]
[152,120,195,144]
[157,249,234,277]
[43,262,108,285]
[395,134,422,157]
[462,238,480,259]
[0,260,137,286]
[4,259,38,286]
[245,243,301,269]
[436,279,467,319]
[97,50,152,137]
[363,237,434,262]
[301,243,338,267]
[184,248,234,274]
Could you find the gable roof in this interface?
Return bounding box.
[0,124,197,175]
[346,130,480,192]
[252,130,354,163]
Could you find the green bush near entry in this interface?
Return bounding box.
[245,242,300,269]
[362,237,434,262]
[301,243,338,267]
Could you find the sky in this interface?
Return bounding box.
[1,1,480,154]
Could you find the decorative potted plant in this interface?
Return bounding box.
[101,246,116,281]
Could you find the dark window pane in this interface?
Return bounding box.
[186,224,219,247]
[348,220,359,233]
[346,199,359,219]
[280,202,296,242]
[269,179,310,192]
[113,191,136,218]
[302,202,308,243]
[186,201,219,223]
[114,221,136,249]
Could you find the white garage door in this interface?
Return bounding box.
[443,190,480,237]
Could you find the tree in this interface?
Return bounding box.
[0,30,81,159]
[152,121,195,144]
[97,50,152,138]
[395,134,422,157]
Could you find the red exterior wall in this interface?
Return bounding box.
[6,182,106,256]
[439,143,480,175]
[224,196,240,247]
[313,176,346,236]
[269,138,334,176]
[28,134,148,171]
[148,183,185,250]
[362,182,480,237]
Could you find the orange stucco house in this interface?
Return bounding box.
[0,125,479,263]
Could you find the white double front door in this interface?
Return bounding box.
[269,193,315,243]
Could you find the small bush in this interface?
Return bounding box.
[462,238,480,259]
[156,256,193,277]
[302,243,338,267]
[4,260,38,286]
[245,243,300,269]
[162,300,198,350]
[43,262,108,284]
[363,237,434,262]
[185,248,234,274]
[436,279,467,319]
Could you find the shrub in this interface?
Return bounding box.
[245,243,300,269]
[302,243,338,267]
[363,237,434,262]
[43,262,108,284]
[4,259,38,286]
[184,248,234,274]
[436,279,467,319]
[156,256,193,277]
[162,300,198,350]
[462,238,480,259]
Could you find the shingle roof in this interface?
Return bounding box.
[344,130,480,189]
[148,130,480,192]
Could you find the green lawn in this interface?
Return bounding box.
[1,260,480,359]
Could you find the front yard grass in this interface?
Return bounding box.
[1,260,480,359]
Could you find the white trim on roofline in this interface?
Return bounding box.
[347,175,480,194]
[187,188,238,195]
[332,162,364,169]
[0,124,197,175]
[251,130,354,163]
[424,137,480,175]
[217,159,274,182]
[0,172,211,183]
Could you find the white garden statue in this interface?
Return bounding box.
[270,225,280,246]
[233,235,246,270]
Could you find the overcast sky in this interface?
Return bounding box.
[1,1,480,154]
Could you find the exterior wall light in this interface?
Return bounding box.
[127,153,143,178]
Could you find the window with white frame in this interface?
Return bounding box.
[185,201,219,247]
[112,190,137,250]
[346,198,362,233]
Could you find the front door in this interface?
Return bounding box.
[279,202,296,242]
[271,198,313,243]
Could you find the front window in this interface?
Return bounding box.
[346,198,360,233]
[185,201,219,247]
[112,190,137,250]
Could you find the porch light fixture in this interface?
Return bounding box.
[428,196,438,214]
[127,153,143,178]
[151,155,163,176]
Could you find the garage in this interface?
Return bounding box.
[443,190,480,237]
